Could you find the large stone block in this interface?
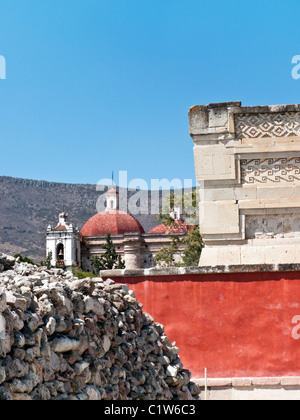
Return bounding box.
[200,201,240,235]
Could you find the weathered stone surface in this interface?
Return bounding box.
[50,336,80,353]
[0,254,15,272]
[84,296,105,317]
[0,289,7,312]
[0,254,199,400]
[10,371,39,393]
[0,366,6,384]
[5,291,27,311]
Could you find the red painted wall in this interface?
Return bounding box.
[103,271,300,379]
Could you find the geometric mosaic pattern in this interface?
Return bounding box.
[241,157,300,184]
[235,112,300,140]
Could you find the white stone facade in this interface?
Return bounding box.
[189,102,300,266]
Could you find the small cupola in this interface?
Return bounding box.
[106,188,119,211]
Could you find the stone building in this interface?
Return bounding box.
[189,101,300,266]
[46,188,190,270]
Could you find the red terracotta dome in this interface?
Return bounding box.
[80,210,145,236]
[148,221,195,234]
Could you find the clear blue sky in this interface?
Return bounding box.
[0,0,300,187]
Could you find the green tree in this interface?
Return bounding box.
[154,236,181,268]
[181,226,204,267]
[155,191,204,268]
[40,251,53,269]
[72,267,98,279]
[91,233,126,273]
[14,254,37,266]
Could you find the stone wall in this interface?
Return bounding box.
[189,101,300,266]
[0,254,199,400]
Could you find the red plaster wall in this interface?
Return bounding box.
[104,272,300,379]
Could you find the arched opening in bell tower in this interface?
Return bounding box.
[56,243,64,266]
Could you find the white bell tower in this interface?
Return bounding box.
[46,212,81,268]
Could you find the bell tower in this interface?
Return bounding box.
[46,212,81,268]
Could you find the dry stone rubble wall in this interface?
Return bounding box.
[0,254,199,400]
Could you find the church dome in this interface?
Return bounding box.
[80,210,145,237]
[148,221,195,234]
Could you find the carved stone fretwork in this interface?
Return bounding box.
[241,157,300,184]
[246,214,300,240]
[235,112,300,140]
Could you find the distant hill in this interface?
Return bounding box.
[0,176,164,263]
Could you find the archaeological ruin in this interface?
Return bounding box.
[189,101,300,266]
[0,254,199,400]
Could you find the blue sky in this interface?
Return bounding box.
[0,0,300,187]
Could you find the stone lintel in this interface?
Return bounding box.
[100,264,300,278]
